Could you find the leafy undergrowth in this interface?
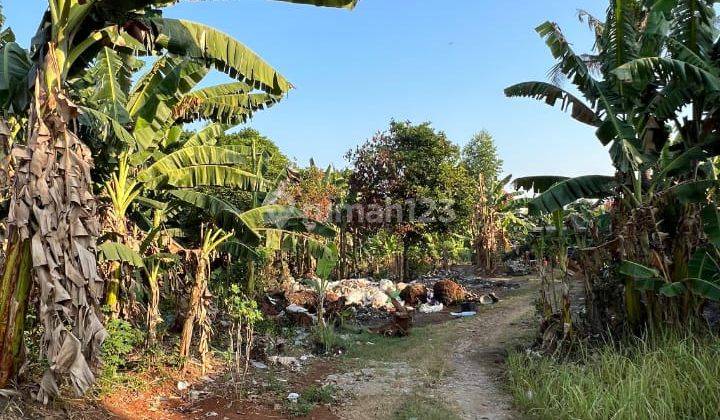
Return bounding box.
[507,332,720,419]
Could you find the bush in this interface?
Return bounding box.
[507,332,720,419]
[101,318,144,376]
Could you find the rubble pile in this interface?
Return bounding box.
[505,259,532,276]
[261,270,515,329]
[399,284,428,306]
[433,279,466,305]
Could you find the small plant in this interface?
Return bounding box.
[286,385,337,417]
[312,322,345,354]
[101,318,144,376]
[225,284,263,379]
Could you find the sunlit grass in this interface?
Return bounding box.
[507,332,720,419]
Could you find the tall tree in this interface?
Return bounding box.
[216,128,290,182]
[346,121,468,280]
[462,130,503,182]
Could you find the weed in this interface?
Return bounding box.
[393,394,460,420]
[507,332,720,419]
[285,385,337,417]
[312,323,345,354]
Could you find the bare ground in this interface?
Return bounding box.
[331,277,538,420]
[0,277,537,420]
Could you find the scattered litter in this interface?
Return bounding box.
[251,360,268,369]
[450,311,477,318]
[379,279,395,294]
[286,304,310,314]
[205,412,218,417]
[370,290,391,309]
[199,375,214,382]
[418,302,444,313]
[287,392,300,402]
[176,381,189,391]
[506,259,531,276]
[0,389,22,398]
[268,356,301,368]
[480,293,499,305]
[189,390,208,400]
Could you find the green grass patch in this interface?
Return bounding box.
[507,332,720,419]
[285,385,337,417]
[344,323,460,363]
[393,394,460,420]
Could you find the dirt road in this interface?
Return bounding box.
[332,278,537,420]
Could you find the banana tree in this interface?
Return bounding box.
[85,51,273,317]
[471,174,530,273]
[179,226,232,369]
[508,0,720,332]
[0,0,359,399]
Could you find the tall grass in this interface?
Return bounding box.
[507,332,720,419]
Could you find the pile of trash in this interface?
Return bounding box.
[327,278,401,310]
[263,276,503,324]
[505,259,532,276]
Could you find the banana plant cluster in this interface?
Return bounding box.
[508,0,720,331]
[0,0,356,400]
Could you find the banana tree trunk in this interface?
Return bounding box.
[146,267,161,347]
[1,59,107,401]
[105,262,122,319]
[246,259,256,295]
[0,238,32,387]
[179,254,207,366]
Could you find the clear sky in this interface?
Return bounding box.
[4,0,614,178]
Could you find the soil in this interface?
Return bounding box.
[332,277,537,420]
[437,284,536,419]
[0,273,538,420]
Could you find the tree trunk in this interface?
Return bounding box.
[1,61,106,401]
[246,259,256,295]
[351,233,358,277]
[105,262,121,319]
[179,255,207,366]
[146,267,161,347]
[401,237,410,282]
[339,225,347,279]
[0,238,32,386]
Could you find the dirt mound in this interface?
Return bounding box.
[399,284,428,306]
[286,290,318,310]
[433,279,465,305]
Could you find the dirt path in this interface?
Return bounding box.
[437,285,535,419]
[331,278,537,420]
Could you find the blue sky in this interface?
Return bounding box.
[4,0,613,178]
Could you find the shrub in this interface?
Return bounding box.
[101,318,144,376]
[286,385,337,416]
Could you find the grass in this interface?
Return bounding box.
[507,331,720,419]
[285,385,337,417]
[312,323,346,354]
[393,394,460,420]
